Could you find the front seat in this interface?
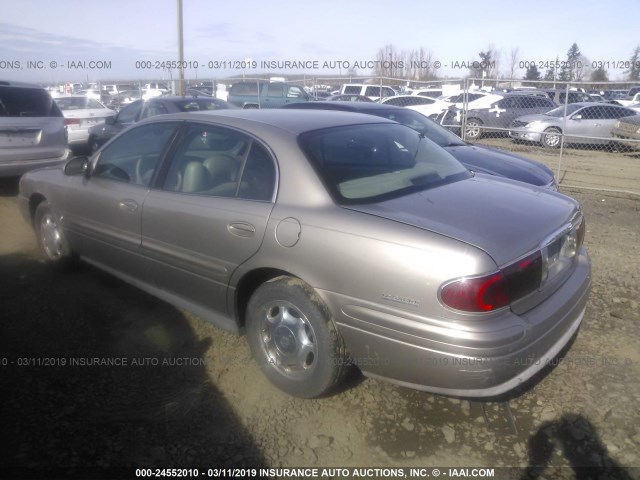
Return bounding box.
[181,161,212,193]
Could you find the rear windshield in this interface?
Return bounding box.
[299,123,471,204]
[545,104,583,117]
[0,86,62,117]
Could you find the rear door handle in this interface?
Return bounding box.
[228,222,255,237]
[119,199,138,213]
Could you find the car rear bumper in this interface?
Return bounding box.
[327,247,591,397]
[0,149,71,177]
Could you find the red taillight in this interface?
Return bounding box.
[64,118,81,126]
[440,272,509,313]
[440,251,542,313]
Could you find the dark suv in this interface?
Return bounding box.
[228,81,311,108]
[1,81,70,177]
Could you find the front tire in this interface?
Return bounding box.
[34,201,74,268]
[246,276,347,398]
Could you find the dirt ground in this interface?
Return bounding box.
[0,170,639,479]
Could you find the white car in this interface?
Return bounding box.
[410,88,443,98]
[380,95,449,118]
[54,96,115,147]
[614,92,640,106]
[142,82,170,99]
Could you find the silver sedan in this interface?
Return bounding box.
[509,102,638,148]
[18,110,591,398]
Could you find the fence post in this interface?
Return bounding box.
[557,82,570,183]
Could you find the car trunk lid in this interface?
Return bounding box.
[344,175,580,267]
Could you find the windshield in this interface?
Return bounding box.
[299,123,471,204]
[545,104,583,117]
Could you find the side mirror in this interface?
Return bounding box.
[572,114,582,121]
[104,115,116,125]
[64,156,89,176]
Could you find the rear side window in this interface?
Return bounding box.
[343,85,362,95]
[0,86,62,117]
[230,83,260,95]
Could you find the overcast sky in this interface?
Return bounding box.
[2,0,639,85]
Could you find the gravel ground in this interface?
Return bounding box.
[0,175,638,479]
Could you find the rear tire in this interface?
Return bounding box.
[246,276,348,398]
[465,118,483,140]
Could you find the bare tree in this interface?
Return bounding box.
[508,47,520,83]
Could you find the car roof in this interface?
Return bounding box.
[571,102,624,107]
[139,108,395,135]
[283,101,405,113]
[0,80,47,89]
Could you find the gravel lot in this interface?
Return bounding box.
[0,170,638,479]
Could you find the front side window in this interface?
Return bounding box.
[287,86,305,98]
[93,122,179,186]
[299,124,470,204]
[268,84,284,97]
[365,86,382,97]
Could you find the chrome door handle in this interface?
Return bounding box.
[119,200,138,213]
[228,222,256,237]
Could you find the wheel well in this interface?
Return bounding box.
[28,194,47,225]
[234,268,294,327]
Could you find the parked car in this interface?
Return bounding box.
[87,96,236,152]
[0,80,70,177]
[611,114,640,150]
[228,81,311,108]
[380,95,450,118]
[282,101,557,189]
[142,82,170,99]
[438,93,557,140]
[105,90,143,111]
[340,84,397,101]
[54,96,115,148]
[509,102,639,148]
[614,92,640,107]
[18,109,590,398]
